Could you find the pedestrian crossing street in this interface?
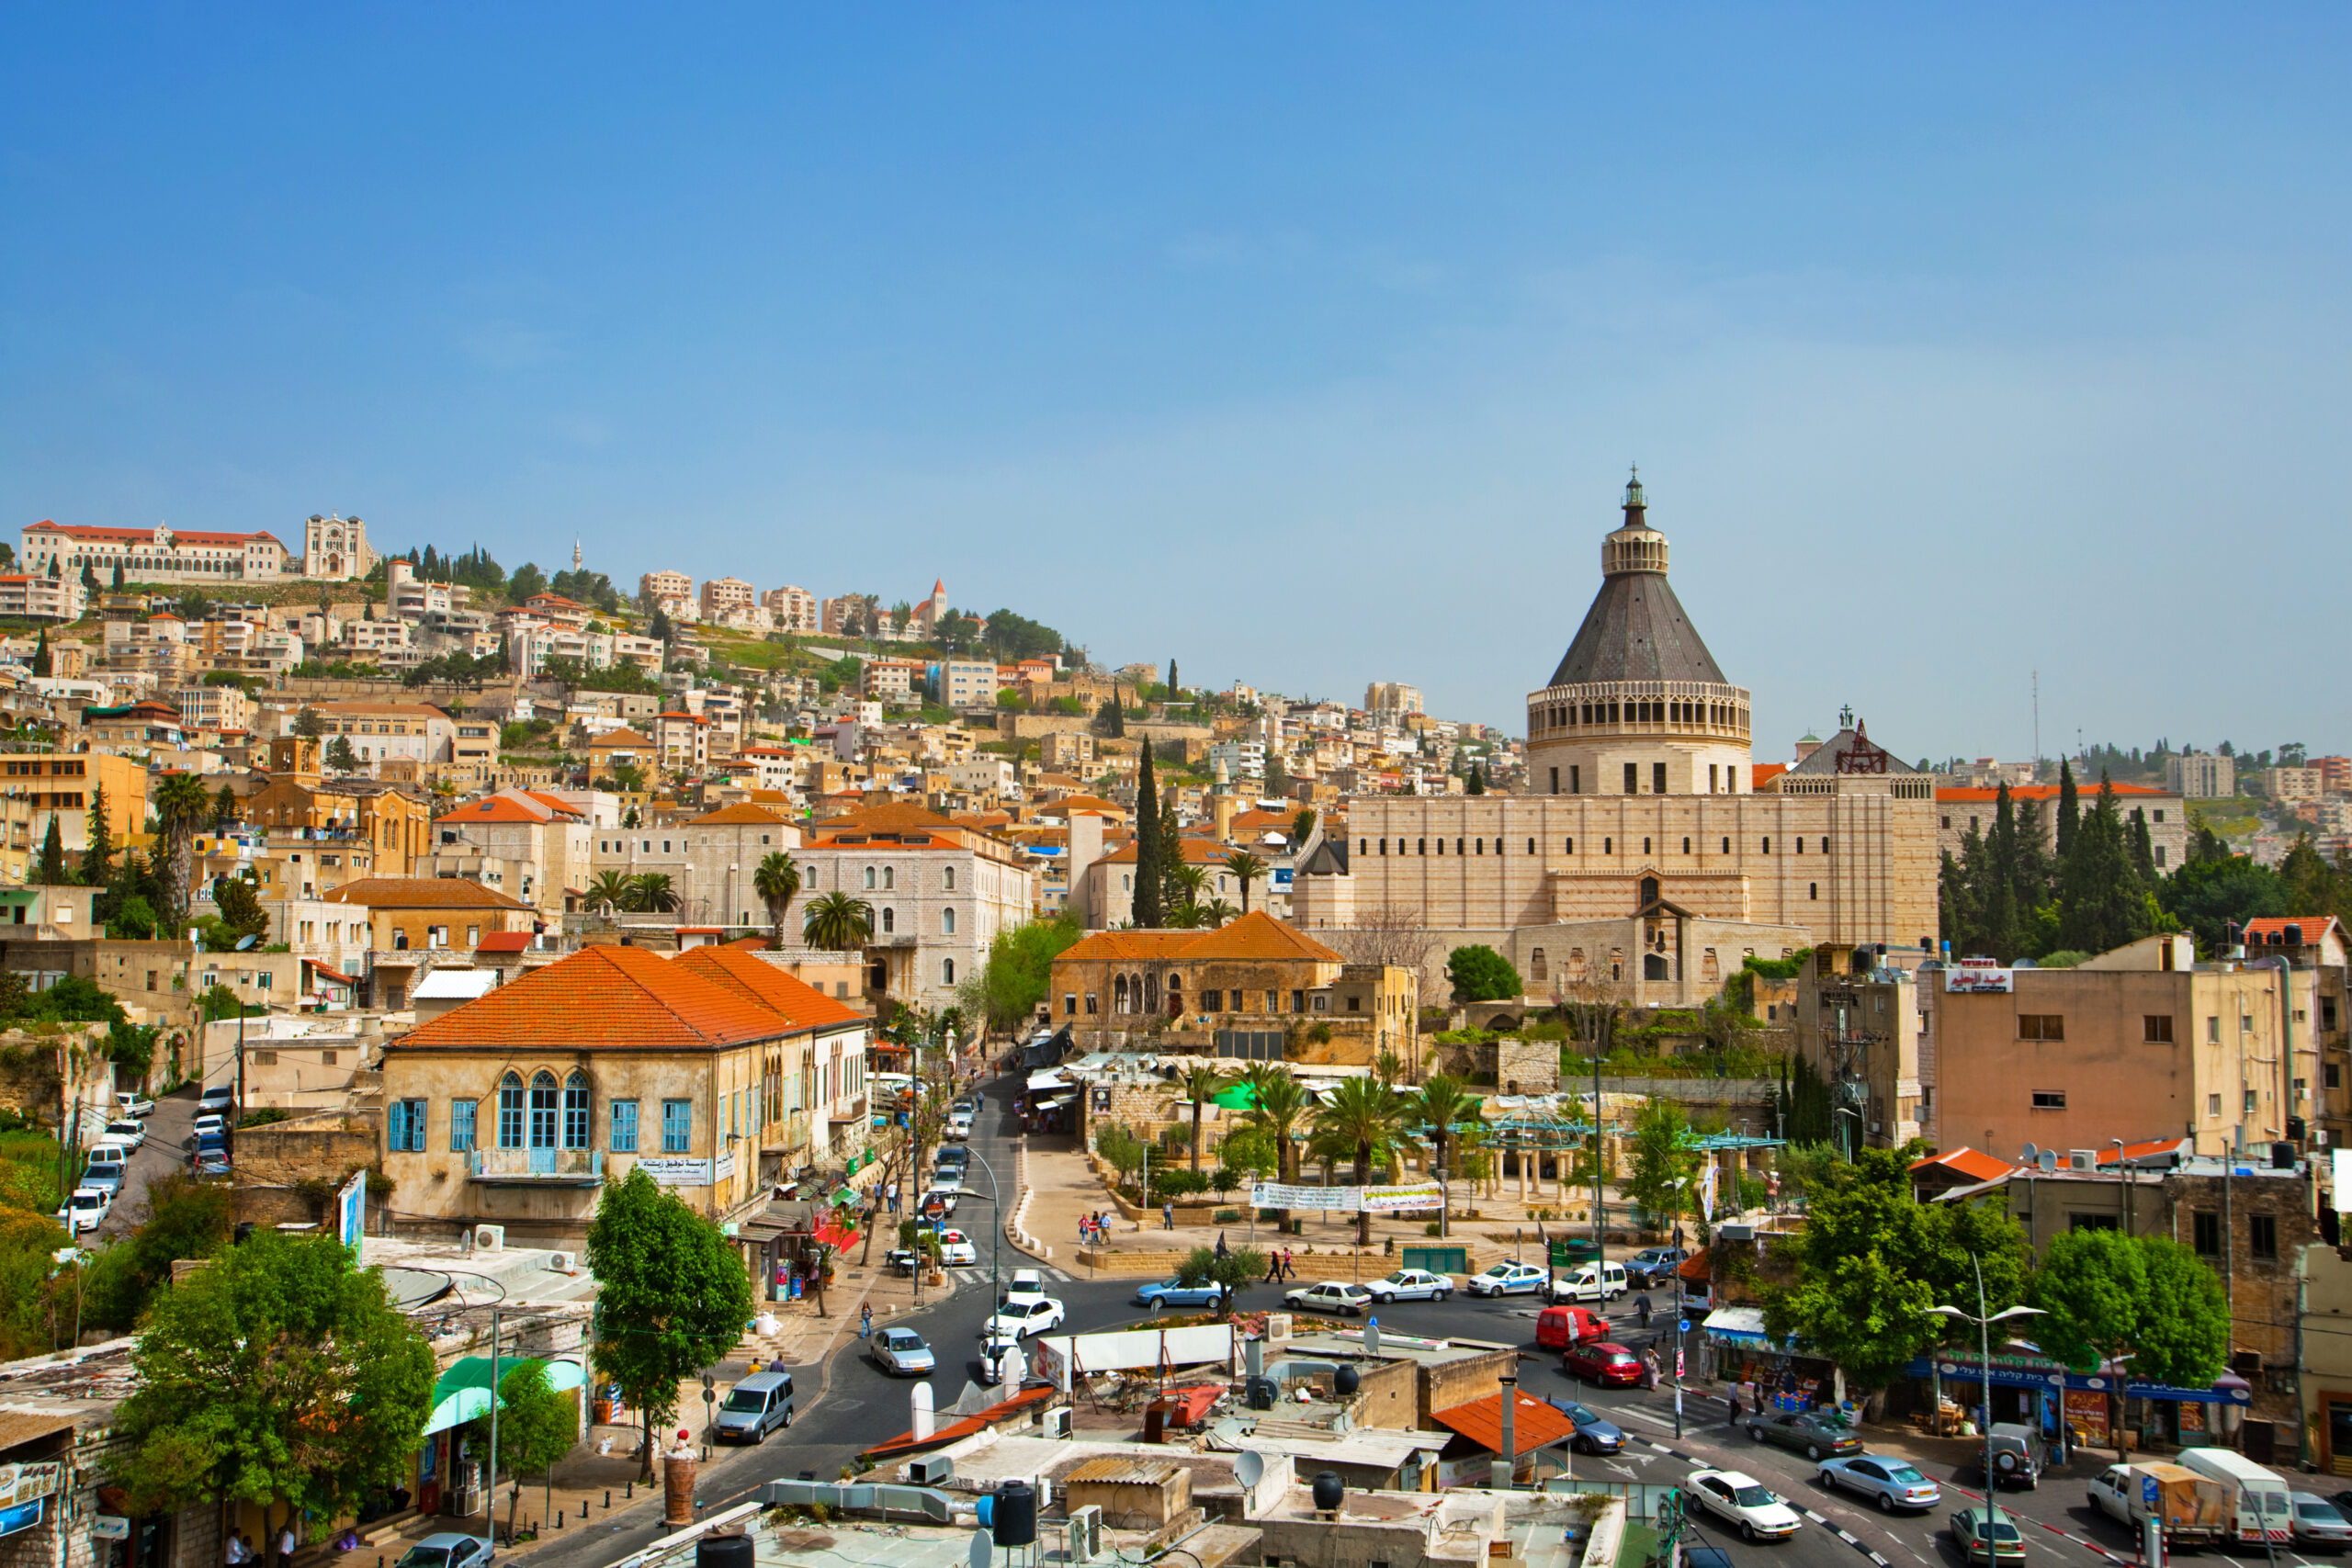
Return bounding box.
[950,1266,1071,1287]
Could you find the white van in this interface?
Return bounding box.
[1547,1260,1628,1303]
[2179,1444,2292,1544]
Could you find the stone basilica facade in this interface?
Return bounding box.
[1295,475,1940,1006]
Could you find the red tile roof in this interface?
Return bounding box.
[30,520,283,548]
[396,943,808,1052]
[673,945,865,1030]
[323,877,532,910]
[2244,916,2344,944]
[1937,783,2171,803]
[1058,910,1344,965]
[688,803,789,826]
[1909,1146,2018,1183]
[475,932,533,953]
[1430,1389,1579,1456]
[1753,763,1789,786]
[437,795,555,825]
[2095,1136,2189,1165]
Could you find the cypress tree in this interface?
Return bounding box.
[1467,762,1487,795]
[2059,773,2151,954]
[2129,808,2158,888]
[80,784,113,889]
[37,818,67,887]
[32,627,50,678]
[1983,784,2019,960]
[2055,758,2080,863]
[1132,743,1164,927]
[1106,694,1125,738]
[1166,659,1178,695]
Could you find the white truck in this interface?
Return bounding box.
[2086,1462,2232,1547]
[2178,1445,2293,1546]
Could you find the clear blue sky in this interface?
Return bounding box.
[6,6,2348,761]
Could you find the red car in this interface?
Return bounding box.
[1564,1341,1645,1387]
[1536,1305,1609,1352]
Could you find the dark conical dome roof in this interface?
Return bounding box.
[1545,479,1729,687]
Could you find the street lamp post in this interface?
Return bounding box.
[1928,1256,2045,1555]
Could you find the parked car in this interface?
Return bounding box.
[713,1371,795,1442]
[1547,1260,1630,1303]
[916,1188,960,1217]
[872,1328,936,1377]
[1625,1247,1689,1287]
[1544,1399,1625,1455]
[945,1112,974,1141]
[391,1534,493,1568]
[102,1119,147,1151]
[189,1132,229,1163]
[58,1188,110,1233]
[80,1155,126,1197]
[1688,1469,1804,1543]
[1535,1304,1608,1351]
[1746,1409,1863,1461]
[1951,1507,2027,1563]
[933,1228,978,1266]
[188,1114,228,1145]
[978,1331,1025,1385]
[190,1150,232,1179]
[1466,1261,1548,1298]
[2292,1495,2352,1553]
[1005,1269,1046,1301]
[1364,1268,1453,1303]
[197,1085,235,1115]
[981,1296,1066,1338]
[1136,1278,1231,1311]
[1817,1456,1940,1513]
[1283,1280,1374,1316]
[1977,1423,2047,1490]
[1562,1341,1644,1387]
[115,1093,155,1120]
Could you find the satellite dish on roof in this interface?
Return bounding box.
[2038,1150,2059,1174]
[2020,1143,2039,1165]
[968,1528,991,1568]
[1235,1451,1266,1488]
[234,935,259,951]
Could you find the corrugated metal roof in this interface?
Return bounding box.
[1062,1457,1182,1485]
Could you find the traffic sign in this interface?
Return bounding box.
[2142,1475,2159,1507]
[1679,1319,1690,1332]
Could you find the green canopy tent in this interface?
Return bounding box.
[1210,1083,1257,1111]
[421,1356,587,1435]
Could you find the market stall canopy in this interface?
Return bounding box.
[1702,1306,1770,1344]
[423,1356,587,1434]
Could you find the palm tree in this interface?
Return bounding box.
[1374,1050,1404,1089]
[1223,850,1268,914]
[752,851,801,948]
[802,891,875,952]
[1198,898,1238,927]
[1171,1061,1232,1170]
[1313,1076,1409,1246]
[152,772,212,931]
[1169,862,1207,910]
[1241,1064,1314,1228]
[584,870,632,915]
[1411,1073,1478,1236]
[628,872,680,913]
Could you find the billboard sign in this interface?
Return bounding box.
[1944,962,2014,994]
[1249,1181,1442,1213]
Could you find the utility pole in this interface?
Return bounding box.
[484,1306,502,1534]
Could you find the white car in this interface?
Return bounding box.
[102,1119,147,1152]
[981,1295,1066,1338]
[1688,1468,1805,1543]
[945,1113,973,1141]
[934,1228,978,1266]
[1005,1268,1046,1301]
[1283,1280,1374,1316]
[115,1094,156,1119]
[57,1188,110,1234]
[1466,1261,1549,1298]
[1364,1268,1453,1303]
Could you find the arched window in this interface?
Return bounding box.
[863,865,876,889]
[881,907,895,933]
[943,957,956,985]
[1640,876,1659,906]
[1643,837,1651,854]
[1531,947,1549,982]
[1114,975,1129,1013]
[498,1072,525,1148]
[528,1070,559,1149]
[942,908,956,935]
[943,865,956,891]
[563,1071,591,1149]
[1810,884,1818,901]
[1123,874,1132,890]
[883,866,896,890]
[1167,973,1182,1012]
[1795,838,1805,854]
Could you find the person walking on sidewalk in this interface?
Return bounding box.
[1634,1292,1652,1330]
[1265,1250,1282,1283]
[1162,1201,1175,1231]
[1727,1388,1742,1427]
[860,1303,874,1339]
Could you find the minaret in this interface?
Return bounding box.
[573,538,583,571]
[1211,753,1237,842]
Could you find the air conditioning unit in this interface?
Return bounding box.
[908,1453,954,1487]
[545,1250,577,1275]
[1266,1313,1293,1342]
[2067,1149,2097,1172]
[1045,1405,1074,1438]
[473,1224,505,1252]
[1068,1506,1101,1563]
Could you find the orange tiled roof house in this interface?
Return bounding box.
[378,943,874,1246]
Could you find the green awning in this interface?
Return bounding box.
[1212,1084,1257,1110]
[422,1356,586,1435]
[831,1186,859,1208]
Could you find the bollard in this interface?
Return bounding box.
[627,1482,634,1499]
[605,1490,612,1509]
[557,1513,564,1529]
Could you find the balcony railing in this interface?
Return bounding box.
[468,1146,605,1184]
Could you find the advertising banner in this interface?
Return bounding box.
[1250,1182,1442,1213]
[1944,963,2015,994]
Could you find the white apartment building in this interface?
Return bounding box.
[862,658,920,703]
[22,520,290,584]
[936,660,999,709]
[2166,750,2237,799]
[272,702,458,767]
[639,570,695,617]
[0,574,89,621]
[423,787,592,916]
[763,585,819,633]
[177,682,251,734]
[1365,681,1424,715]
[1208,739,1267,779]
[793,803,1036,1010]
[947,757,1016,797]
[699,577,757,622]
[590,803,802,928]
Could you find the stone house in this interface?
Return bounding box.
[319,877,538,1009]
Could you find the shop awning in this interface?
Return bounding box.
[1702,1306,1771,1344]
[1040,1093,1079,1109]
[423,1356,587,1435]
[1025,1069,1069,1095]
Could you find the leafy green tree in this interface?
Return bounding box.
[1172,1243,1265,1314]
[81,1174,233,1329]
[2055,758,2079,861]
[1410,1073,1477,1228]
[584,870,631,915]
[107,894,157,941]
[210,874,271,945]
[752,851,800,948]
[1623,1098,1702,1231]
[2058,773,2154,955]
[1466,762,1487,795]
[109,1230,435,1526]
[956,916,1080,1033]
[36,817,67,887]
[471,1359,576,1543]
[291,706,325,738]
[31,626,49,678]
[1311,1076,1408,1245]
[801,891,874,951]
[81,784,113,888]
[2030,1229,2226,1453]
[1445,943,1521,1002]
[1131,742,1164,926]
[1290,808,1317,847]
[1223,850,1268,914]
[323,735,360,773]
[1239,1064,1314,1223]
[505,562,548,603]
[211,784,238,829]
[1216,1124,1279,1185]
[584,1168,755,1477]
